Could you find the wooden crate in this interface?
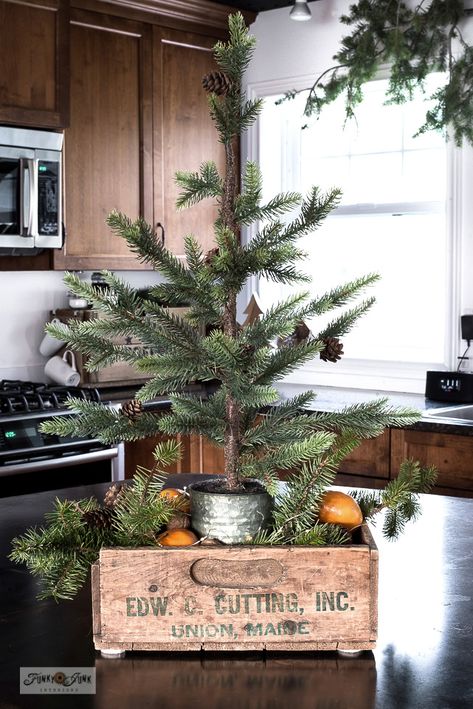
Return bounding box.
[92,525,378,653]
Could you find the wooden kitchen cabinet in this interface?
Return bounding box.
[185,434,224,474]
[53,9,153,270]
[55,18,226,270]
[125,434,191,479]
[336,430,390,488]
[125,433,222,479]
[0,0,69,128]
[391,428,473,495]
[153,27,226,258]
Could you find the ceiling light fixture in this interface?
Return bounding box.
[290,0,312,22]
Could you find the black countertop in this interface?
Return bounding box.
[275,383,473,436]
[114,381,473,436]
[1,476,472,709]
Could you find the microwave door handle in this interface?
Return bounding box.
[21,158,28,235]
[24,158,38,237]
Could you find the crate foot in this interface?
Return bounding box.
[337,648,363,657]
[100,649,126,658]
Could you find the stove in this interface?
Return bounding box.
[0,379,100,415]
[0,380,124,497]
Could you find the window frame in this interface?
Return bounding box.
[242,74,463,394]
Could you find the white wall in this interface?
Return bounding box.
[246,0,473,88]
[246,1,348,87]
[0,269,160,382]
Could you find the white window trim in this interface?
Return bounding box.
[242,75,463,394]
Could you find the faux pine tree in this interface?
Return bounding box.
[11,14,436,600]
[41,13,420,489]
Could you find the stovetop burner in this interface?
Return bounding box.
[0,380,100,416]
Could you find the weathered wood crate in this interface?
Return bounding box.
[92,525,378,653]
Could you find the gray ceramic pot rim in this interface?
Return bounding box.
[187,479,269,497]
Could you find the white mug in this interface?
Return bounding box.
[39,318,66,357]
[44,350,80,387]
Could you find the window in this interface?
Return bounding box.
[251,75,459,393]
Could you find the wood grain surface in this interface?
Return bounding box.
[93,525,378,652]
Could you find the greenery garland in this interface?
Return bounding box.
[280,0,473,146]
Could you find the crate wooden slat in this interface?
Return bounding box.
[92,525,378,653]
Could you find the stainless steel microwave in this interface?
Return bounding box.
[0,126,63,251]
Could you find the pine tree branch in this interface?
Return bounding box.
[307,399,421,438]
[314,297,377,339]
[302,274,380,317]
[175,161,223,209]
[350,459,438,539]
[279,0,473,147]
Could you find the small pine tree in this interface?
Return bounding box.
[11,15,437,600]
[41,13,421,495]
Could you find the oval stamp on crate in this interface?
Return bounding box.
[190,557,285,588]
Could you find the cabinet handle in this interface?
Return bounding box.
[156,222,165,247]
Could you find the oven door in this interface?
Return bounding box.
[0,443,124,497]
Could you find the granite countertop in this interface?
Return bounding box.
[93,381,473,436]
[275,383,473,436]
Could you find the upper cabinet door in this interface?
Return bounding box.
[0,0,69,128]
[153,27,226,259]
[54,10,153,271]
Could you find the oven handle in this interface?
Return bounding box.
[0,446,121,477]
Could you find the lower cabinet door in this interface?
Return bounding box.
[390,428,473,494]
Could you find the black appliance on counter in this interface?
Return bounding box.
[0,380,123,497]
[425,370,473,403]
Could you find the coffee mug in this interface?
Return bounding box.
[39,318,66,357]
[44,350,80,387]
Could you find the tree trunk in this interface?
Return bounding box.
[221,136,241,490]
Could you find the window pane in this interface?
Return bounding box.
[258,77,448,371]
[299,213,447,363]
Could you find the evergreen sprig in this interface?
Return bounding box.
[175,162,223,209]
[350,459,438,539]
[279,0,473,146]
[253,432,360,544]
[9,441,181,600]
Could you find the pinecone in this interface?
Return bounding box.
[120,399,143,421]
[277,321,311,348]
[320,337,344,363]
[82,507,114,529]
[204,247,220,265]
[202,71,232,96]
[166,511,191,531]
[103,483,125,508]
[294,321,310,342]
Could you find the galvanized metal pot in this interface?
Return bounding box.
[188,479,272,544]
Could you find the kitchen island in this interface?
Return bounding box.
[1,477,472,708]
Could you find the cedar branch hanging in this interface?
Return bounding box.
[278,0,473,146]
